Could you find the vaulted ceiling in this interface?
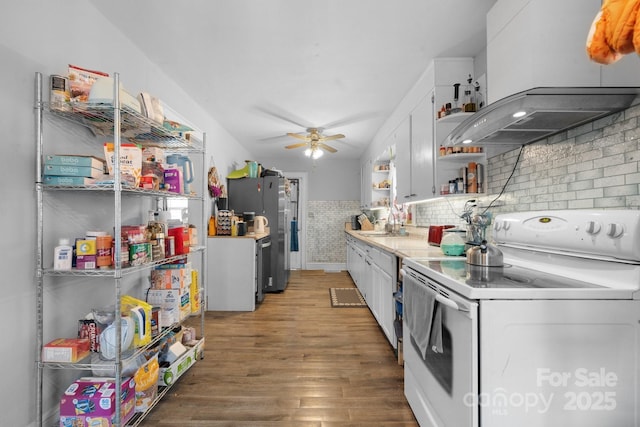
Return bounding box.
[90,0,497,160]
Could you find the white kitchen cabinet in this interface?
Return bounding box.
[370,250,396,348]
[345,233,398,349]
[407,94,436,201]
[353,243,366,293]
[395,58,483,202]
[207,237,257,311]
[360,158,373,209]
[487,0,640,104]
[393,116,413,201]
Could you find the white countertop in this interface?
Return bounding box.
[345,228,452,259]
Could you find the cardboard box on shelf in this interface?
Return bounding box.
[42,338,90,363]
[147,288,191,324]
[158,337,204,387]
[45,155,105,170]
[44,164,104,179]
[103,142,142,188]
[59,376,135,427]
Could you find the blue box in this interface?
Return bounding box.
[44,164,104,178]
[43,176,96,186]
[45,155,105,170]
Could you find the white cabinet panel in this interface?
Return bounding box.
[409,94,435,201]
[393,116,412,201]
[207,238,256,311]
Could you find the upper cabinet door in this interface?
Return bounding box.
[393,116,412,202]
[409,93,435,201]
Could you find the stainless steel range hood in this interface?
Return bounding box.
[445,87,640,155]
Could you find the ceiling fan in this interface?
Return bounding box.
[284,128,345,158]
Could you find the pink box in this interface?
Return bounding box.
[75,255,96,270]
[59,377,135,426]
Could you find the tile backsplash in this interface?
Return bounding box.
[415,101,640,228]
[312,102,640,267]
[308,200,361,263]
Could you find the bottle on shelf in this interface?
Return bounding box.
[463,74,476,113]
[53,238,73,270]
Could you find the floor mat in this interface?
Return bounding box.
[329,287,367,307]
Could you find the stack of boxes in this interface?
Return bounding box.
[147,262,194,328]
[43,155,105,185]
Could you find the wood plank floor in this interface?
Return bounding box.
[140,270,418,426]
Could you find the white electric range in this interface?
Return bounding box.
[402,210,640,427]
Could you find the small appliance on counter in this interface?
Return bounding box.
[427,225,454,246]
[351,215,361,230]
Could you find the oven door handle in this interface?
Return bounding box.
[435,293,468,312]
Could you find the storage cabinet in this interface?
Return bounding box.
[487,0,640,104]
[435,113,486,196]
[34,72,206,426]
[371,160,391,209]
[207,236,266,311]
[360,159,372,209]
[406,94,435,201]
[345,234,397,349]
[395,58,486,202]
[391,116,413,201]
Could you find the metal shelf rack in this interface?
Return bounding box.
[34,71,207,426]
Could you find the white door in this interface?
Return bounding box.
[284,172,307,270]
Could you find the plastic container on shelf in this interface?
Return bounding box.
[53,238,73,270]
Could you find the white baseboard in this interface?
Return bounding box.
[306,262,346,272]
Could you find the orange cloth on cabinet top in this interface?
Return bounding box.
[586,0,640,64]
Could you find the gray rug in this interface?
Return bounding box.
[330,288,367,307]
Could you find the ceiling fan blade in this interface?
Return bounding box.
[285,142,308,150]
[254,105,312,129]
[319,133,345,142]
[259,134,289,142]
[319,143,337,153]
[287,132,310,141]
[321,111,384,130]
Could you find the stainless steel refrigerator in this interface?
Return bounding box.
[227,175,289,292]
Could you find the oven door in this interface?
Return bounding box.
[402,267,479,427]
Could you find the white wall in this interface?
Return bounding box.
[260,156,360,201]
[0,1,251,425]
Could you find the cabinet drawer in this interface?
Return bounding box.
[374,249,396,276]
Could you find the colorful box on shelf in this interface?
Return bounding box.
[146,288,191,324]
[151,263,191,290]
[157,337,204,387]
[45,154,105,170]
[43,176,96,186]
[76,255,96,270]
[104,142,142,188]
[43,164,104,179]
[59,376,135,427]
[42,338,90,363]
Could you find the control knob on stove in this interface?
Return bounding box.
[606,223,624,238]
[585,220,601,235]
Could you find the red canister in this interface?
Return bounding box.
[168,226,190,255]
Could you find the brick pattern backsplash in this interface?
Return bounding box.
[415,102,640,230]
[308,200,361,263]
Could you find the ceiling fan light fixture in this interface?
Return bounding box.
[312,148,323,159]
[304,148,313,157]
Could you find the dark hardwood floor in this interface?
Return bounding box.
[140,270,418,426]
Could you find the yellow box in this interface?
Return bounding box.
[76,239,96,255]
